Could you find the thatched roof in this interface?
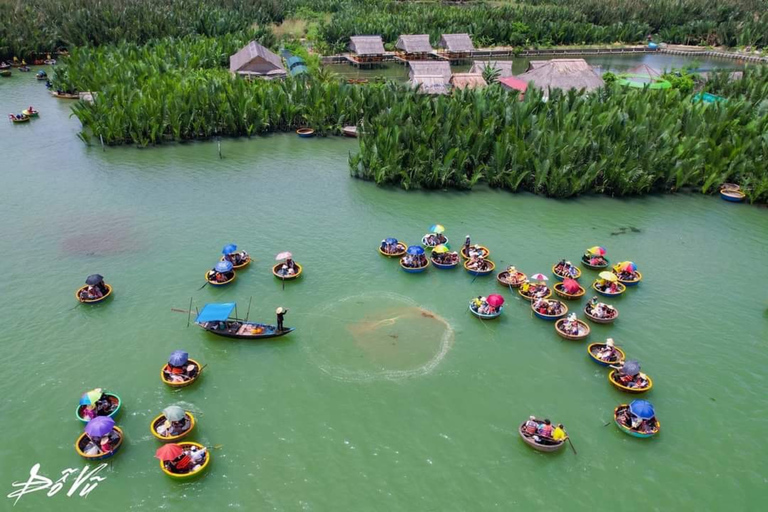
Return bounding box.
[528,61,549,69]
[438,34,474,52]
[396,35,433,53]
[229,41,286,78]
[469,60,513,78]
[450,73,487,90]
[627,64,662,78]
[349,35,385,56]
[408,61,451,94]
[516,59,604,93]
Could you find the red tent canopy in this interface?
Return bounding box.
[498,77,529,92]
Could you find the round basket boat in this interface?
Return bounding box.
[553,282,586,300]
[469,301,503,320]
[10,115,30,123]
[76,392,122,423]
[399,258,429,273]
[581,255,609,270]
[554,318,590,340]
[592,281,626,297]
[531,300,568,321]
[421,234,448,249]
[150,412,196,442]
[205,271,236,286]
[378,242,407,258]
[431,254,459,269]
[613,269,642,287]
[552,263,582,281]
[720,189,745,202]
[296,127,315,138]
[160,442,211,479]
[518,421,566,453]
[272,263,303,280]
[161,359,202,388]
[75,284,113,304]
[463,259,495,277]
[608,370,653,394]
[518,286,552,302]
[460,245,490,260]
[75,426,124,460]
[614,404,660,438]
[220,253,251,269]
[342,126,358,138]
[22,109,39,117]
[587,343,626,367]
[584,303,618,324]
[497,270,526,288]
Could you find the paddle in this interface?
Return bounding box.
[197,281,208,291]
[566,437,577,455]
[282,274,285,290]
[186,297,193,328]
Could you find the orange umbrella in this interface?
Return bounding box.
[155,443,183,461]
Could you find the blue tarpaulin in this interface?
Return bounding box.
[196,303,236,323]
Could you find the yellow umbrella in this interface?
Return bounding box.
[598,271,618,282]
[433,244,449,254]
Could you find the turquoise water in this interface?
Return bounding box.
[1,71,767,511]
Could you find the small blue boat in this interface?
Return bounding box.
[296,128,315,138]
[614,403,659,438]
[400,260,429,273]
[720,189,745,202]
[469,303,502,319]
[400,245,429,273]
[531,299,568,321]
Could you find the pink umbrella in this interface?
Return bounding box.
[486,294,504,307]
[275,252,292,261]
[562,278,581,294]
[529,273,548,282]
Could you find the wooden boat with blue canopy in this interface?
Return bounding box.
[614,400,660,438]
[195,302,295,340]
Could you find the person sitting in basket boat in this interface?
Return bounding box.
[224,250,249,266]
[535,419,554,443]
[164,361,198,383]
[83,429,119,456]
[586,297,615,319]
[466,256,490,272]
[466,244,485,258]
[381,239,395,254]
[167,445,207,474]
[584,251,607,267]
[432,250,458,265]
[554,259,578,277]
[596,338,618,361]
[561,314,580,335]
[208,269,234,283]
[614,367,649,389]
[617,408,655,434]
[425,233,447,246]
[615,268,638,281]
[594,279,620,294]
[552,424,566,442]
[403,253,427,268]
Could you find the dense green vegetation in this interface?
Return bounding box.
[0,0,283,60]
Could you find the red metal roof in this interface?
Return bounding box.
[498,77,528,92]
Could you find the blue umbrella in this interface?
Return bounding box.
[406,245,425,256]
[629,400,655,420]
[222,244,237,255]
[384,238,398,245]
[214,260,233,273]
[168,350,188,366]
[84,416,115,437]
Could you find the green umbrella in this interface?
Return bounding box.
[162,405,186,422]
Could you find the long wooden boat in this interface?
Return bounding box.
[205,270,236,286]
[720,189,745,202]
[421,234,448,248]
[554,318,590,340]
[75,427,124,460]
[296,127,315,138]
[431,254,459,269]
[76,392,122,423]
[497,270,526,288]
[552,263,582,281]
[220,252,251,269]
[518,422,566,453]
[531,300,568,321]
[614,404,660,438]
[460,245,490,260]
[75,283,113,303]
[342,126,358,138]
[272,262,302,280]
[378,242,407,258]
[150,413,196,442]
[608,370,653,394]
[469,302,503,320]
[198,320,295,340]
[592,281,626,297]
[581,255,609,269]
[518,285,552,302]
[464,259,495,277]
[584,303,618,324]
[587,343,626,366]
[160,442,211,479]
[553,282,586,300]
[51,91,79,99]
[22,108,39,117]
[400,258,429,273]
[161,359,202,388]
[613,270,642,287]
[9,115,29,123]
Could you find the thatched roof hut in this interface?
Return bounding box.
[229,41,286,79]
[437,34,474,53]
[408,61,451,94]
[349,36,385,56]
[450,73,487,90]
[515,59,604,93]
[396,35,433,54]
[627,64,662,78]
[469,60,514,78]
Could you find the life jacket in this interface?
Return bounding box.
[168,365,184,375]
[174,454,192,471]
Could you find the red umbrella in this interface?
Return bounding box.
[486,294,504,307]
[155,443,183,461]
[562,278,581,294]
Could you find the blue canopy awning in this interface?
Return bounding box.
[196,303,236,323]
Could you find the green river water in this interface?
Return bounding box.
[1,70,767,511]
